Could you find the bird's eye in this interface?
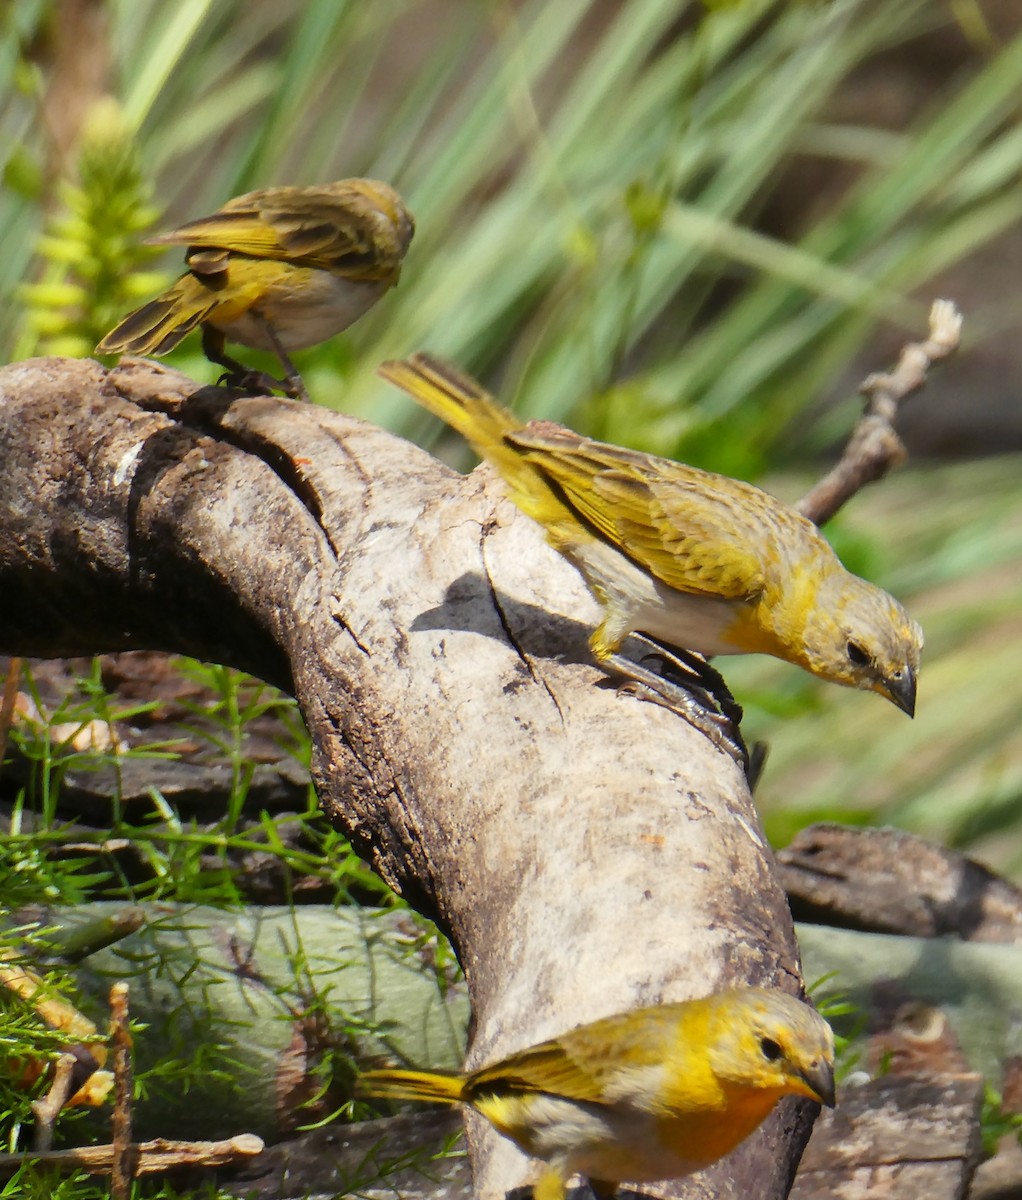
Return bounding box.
[759,1037,782,1062]
[846,641,870,667]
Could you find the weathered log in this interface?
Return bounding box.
[0,356,812,1200]
[790,1074,983,1200]
[779,824,1022,942]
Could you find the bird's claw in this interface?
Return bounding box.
[609,637,750,773]
[618,674,750,770]
[216,368,309,401]
[635,639,745,729]
[216,368,279,395]
[283,374,310,403]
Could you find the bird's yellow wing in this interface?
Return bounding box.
[467,1006,687,1106]
[508,426,770,601]
[150,181,411,277]
[468,1039,611,1104]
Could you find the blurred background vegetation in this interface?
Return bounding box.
[3,0,1022,1185]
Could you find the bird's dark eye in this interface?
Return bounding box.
[846,641,870,667]
[760,1036,782,1062]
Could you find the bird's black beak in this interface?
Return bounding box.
[884,664,916,718]
[800,1058,836,1108]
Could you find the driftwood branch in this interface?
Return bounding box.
[0,356,810,1200]
[797,300,961,525]
[779,823,1022,942]
[0,1134,265,1177]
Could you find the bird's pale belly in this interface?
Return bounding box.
[635,579,749,658]
[211,271,390,351]
[572,537,749,657]
[496,1092,705,1184]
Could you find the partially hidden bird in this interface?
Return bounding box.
[378,353,923,750]
[358,986,836,1200]
[98,178,414,402]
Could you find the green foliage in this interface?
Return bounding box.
[980,1084,1022,1159]
[3,0,1021,454]
[310,1128,466,1196]
[171,660,304,839]
[0,1170,234,1200]
[2,657,397,909]
[0,656,437,1171]
[808,974,867,1082]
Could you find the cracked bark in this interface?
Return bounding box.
[0,356,814,1200]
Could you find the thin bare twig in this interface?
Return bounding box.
[31,1053,78,1152]
[109,981,134,1199]
[797,300,962,526]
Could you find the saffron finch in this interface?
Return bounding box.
[358,986,835,1200]
[378,354,922,738]
[98,178,414,402]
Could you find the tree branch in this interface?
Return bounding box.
[797,300,962,525]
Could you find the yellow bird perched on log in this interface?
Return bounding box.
[98,178,414,402]
[379,353,922,756]
[358,986,836,1200]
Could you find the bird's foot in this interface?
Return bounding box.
[216,368,308,401]
[609,636,750,772]
[202,322,310,401]
[282,372,310,403]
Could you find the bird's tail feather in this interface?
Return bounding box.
[378,353,581,540]
[357,1068,465,1105]
[97,275,218,356]
[377,353,524,460]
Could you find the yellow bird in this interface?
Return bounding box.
[98,178,414,402]
[379,354,922,742]
[358,987,835,1200]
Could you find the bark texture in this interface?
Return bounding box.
[0,356,816,1199]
